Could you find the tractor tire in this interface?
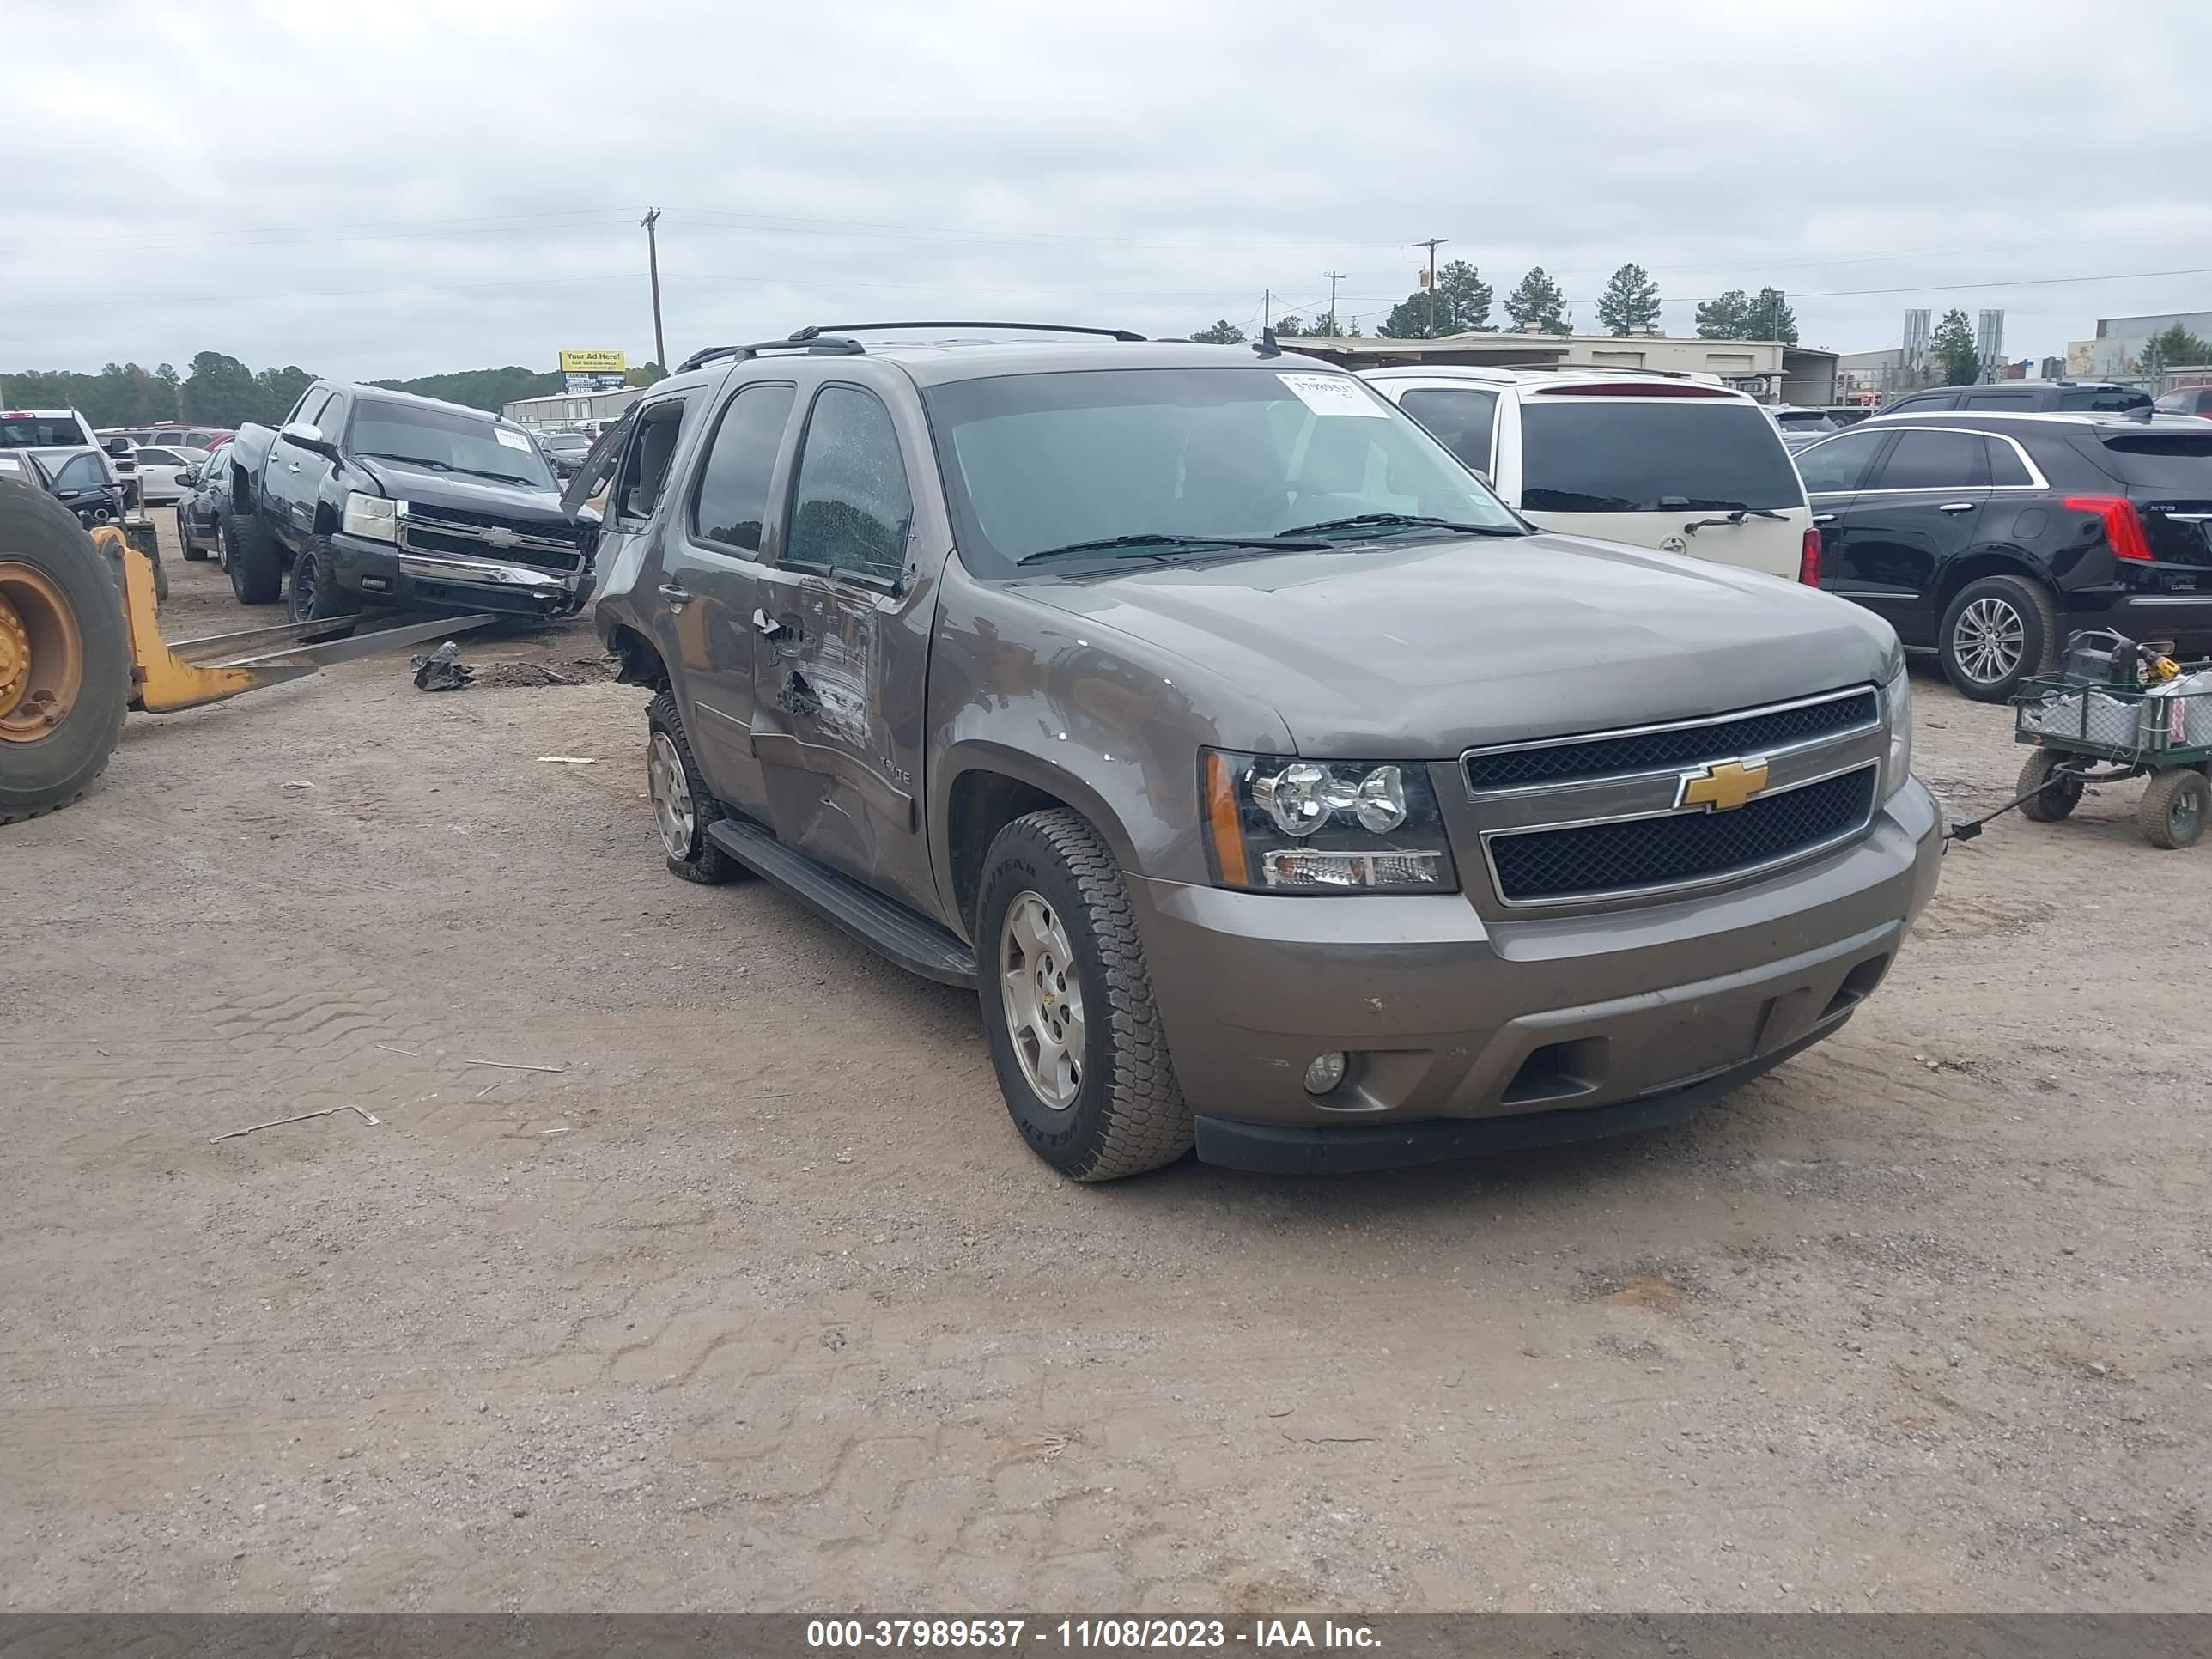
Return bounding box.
[0,482,131,824]
[226,505,285,605]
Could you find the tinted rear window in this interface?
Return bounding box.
[0,414,89,447]
[2061,387,2150,411]
[1519,399,1802,513]
[2090,433,2212,489]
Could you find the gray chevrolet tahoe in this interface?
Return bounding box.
[585,325,1942,1180]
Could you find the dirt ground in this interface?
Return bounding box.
[3,522,2207,1615]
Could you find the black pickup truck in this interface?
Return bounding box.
[223,381,597,622]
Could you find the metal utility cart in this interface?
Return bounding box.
[2012,665,2212,849]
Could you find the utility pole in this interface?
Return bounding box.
[1413,238,1448,337]
[641,208,666,374]
[1324,270,1347,333]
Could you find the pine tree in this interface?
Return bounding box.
[1272,315,1308,337]
[1930,309,1981,386]
[1595,264,1661,335]
[1190,319,1246,344]
[1695,290,1750,338]
[1504,267,1569,334]
[1748,287,1799,344]
[1377,261,1492,339]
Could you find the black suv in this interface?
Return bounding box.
[1880,380,2150,417]
[1796,411,2212,698]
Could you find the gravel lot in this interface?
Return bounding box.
[3,526,2207,1613]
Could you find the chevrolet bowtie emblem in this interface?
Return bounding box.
[480,526,520,550]
[1679,757,1771,812]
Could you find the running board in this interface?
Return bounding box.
[702,817,978,988]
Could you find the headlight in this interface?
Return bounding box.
[1881,660,1913,799]
[342,491,398,543]
[1202,750,1457,893]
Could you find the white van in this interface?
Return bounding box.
[1359,366,1818,581]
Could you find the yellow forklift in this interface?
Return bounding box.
[1,479,488,823]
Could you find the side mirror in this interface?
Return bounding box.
[103,435,132,455]
[279,422,336,457]
[177,468,198,486]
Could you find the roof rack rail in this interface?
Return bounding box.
[673,337,866,374]
[1493,362,1700,379]
[790,320,1146,343]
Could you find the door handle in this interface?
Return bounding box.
[1811,513,1837,525]
[1936,501,1977,514]
[658,581,690,606]
[286,461,301,473]
[752,607,792,641]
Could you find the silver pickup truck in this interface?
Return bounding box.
[582,326,1942,1180]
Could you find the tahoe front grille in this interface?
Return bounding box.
[1486,766,1877,903]
[1464,688,1878,792]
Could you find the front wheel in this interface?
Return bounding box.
[646,689,744,884]
[976,809,1192,1181]
[178,508,209,561]
[287,533,360,626]
[2138,767,2209,850]
[1939,574,2057,702]
[2016,749,2081,823]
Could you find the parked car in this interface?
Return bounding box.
[3,408,136,499]
[1796,410,2212,699]
[131,443,206,505]
[1881,380,2151,416]
[174,441,233,561]
[2153,386,2212,418]
[101,424,234,451]
[1358,365,1818,580]
[224,380,591,620]
[538,428,593,479]
[583,325,1938,1180]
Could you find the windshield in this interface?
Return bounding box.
[0,413,90,448]
[1520,399,1804,513]
[544,433,591,454]
[351,400,556,489]
[922,366,1519,574]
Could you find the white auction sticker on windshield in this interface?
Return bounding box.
[494,428,532,450]
[1277,373,1389,417]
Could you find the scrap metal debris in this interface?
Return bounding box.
[410,640,474,691]
[211,1104,380,1144]
[465,1058,571,1074]
[536,756,599,764]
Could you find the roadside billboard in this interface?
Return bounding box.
[559,349,628,392]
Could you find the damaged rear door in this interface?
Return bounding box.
[747,378,939,915]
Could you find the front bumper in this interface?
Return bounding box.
[1133,778,1942,1167]
[328,531,592,618]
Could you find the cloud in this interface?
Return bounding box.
[9,0,2212,378]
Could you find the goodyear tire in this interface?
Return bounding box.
[226,505,285,605]
[976,808,1193,1181]
[646,689,744,884]
[0,482,130,824]
[288,533,361,626]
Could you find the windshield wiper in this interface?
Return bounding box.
[1675,500,1787,521]
[1015,532,1326,565]
[448,465,546,487]
[358,450,454,472]
[1279,512,1524,539]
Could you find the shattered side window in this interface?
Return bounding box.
[784,386,912,583]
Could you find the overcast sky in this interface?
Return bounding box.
[9,0,2212,380]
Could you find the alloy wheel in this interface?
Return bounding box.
[647,728,695,860]
[1000,890,1085,1110]
[1953,596,2025,685]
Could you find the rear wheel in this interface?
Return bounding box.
[178,507,209,561]
[2016,748,2081,823]
[647,689,744,884]
[287,533,360,626]
[2137,767,2208,850]
[1939,574,2057,702]
[225,506,284,605]
[0,484,130,824]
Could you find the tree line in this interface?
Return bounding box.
[1191,264,1802,346]
[0,354,666,430]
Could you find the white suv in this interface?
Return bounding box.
[1358,366,1818,582]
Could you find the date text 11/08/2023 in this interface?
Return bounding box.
[805,1619,1383,1650]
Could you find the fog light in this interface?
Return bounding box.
[1304,1051,1348,1095]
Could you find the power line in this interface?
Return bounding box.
[29,206,644,252]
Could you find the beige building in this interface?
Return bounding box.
[1279,330,1837,404]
